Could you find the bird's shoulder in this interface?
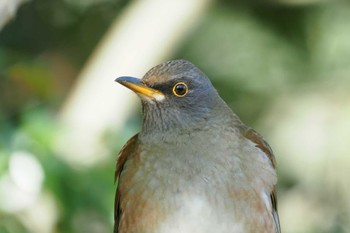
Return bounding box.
[238,124,280,233]
[114,133,139,233]
[238,125,276,168]
[115,133,139,182]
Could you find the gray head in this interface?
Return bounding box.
[116,60,235,134]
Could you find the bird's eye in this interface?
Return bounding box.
[172,82,188,97]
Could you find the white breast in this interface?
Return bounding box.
[156,194,244,233]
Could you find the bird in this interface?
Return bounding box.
[114,59,280,233]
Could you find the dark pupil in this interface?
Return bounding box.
[175,84,186,95]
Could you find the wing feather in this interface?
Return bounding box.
[114,134,139,233]
[241,126,281,233]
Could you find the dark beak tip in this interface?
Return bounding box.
[114,76,126,83]
[115,76,141,85]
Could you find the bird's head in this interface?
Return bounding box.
[116,60,233,133]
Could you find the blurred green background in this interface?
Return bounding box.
[1,0,350,233]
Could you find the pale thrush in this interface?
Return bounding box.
[114,60,280,233]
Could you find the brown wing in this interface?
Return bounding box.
[242,127,276,168]
[270,188,281,233]
[114,134,139,233]
[241,126,281,233]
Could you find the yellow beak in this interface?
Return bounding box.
[115,76,165,101]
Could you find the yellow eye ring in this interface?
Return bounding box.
[172,82,188,97]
